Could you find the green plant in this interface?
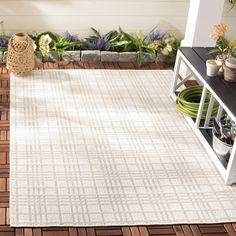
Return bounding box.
[29,31,57,59]
[25,26,180,64]
[148,33,180,63]
[129,34,154,65]
[51,37,73,56]
[61,30,84,50]
[29,31,57,49]
[209,23,236,58]
[85,28,113,50]
[51,36,83,56]
[109,27,138,52]
[107,27,154,65]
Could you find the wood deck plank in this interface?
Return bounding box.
[181,225,194,236]
[0,179,6,192]
[33,228,42,236]
[121,227,132,236]
[24,228,33,236]
[0,112,7,121]
[15,228,24,236]
[148,228,175,235]
[43,231,69,236]
[130,227,141,236]
[190,225,202,236]
[202,234,228,236]
[69,228,78,236]
[200,226,226,233]
[0,226,14,231]
[173,226,184,236]
[0,208,5,225]
[0,232,15,236]
[138,227,149,236]
[96,229,123,236]
[224,224,236,236]
[86,228,96,236]
[77,228,87,236]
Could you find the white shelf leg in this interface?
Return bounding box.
[225,141,236,185]
[204,95,215,128]
[195,86,208,128]
[216,105,223,122]
[170,51,182,98]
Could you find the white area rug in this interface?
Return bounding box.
[10,69,236,226]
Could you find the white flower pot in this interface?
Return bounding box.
[206,59,222,77]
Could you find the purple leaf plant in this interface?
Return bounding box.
[62,30,79,42]
[147,27,165,41]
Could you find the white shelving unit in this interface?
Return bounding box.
[170,48,236,185]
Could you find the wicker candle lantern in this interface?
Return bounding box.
[7,33,35,76]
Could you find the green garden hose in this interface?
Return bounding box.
[176,85,219,118]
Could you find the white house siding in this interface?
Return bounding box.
[0,0,235,38]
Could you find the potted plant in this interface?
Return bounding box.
[209,23,236,71]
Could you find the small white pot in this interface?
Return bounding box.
[206,59,222,77]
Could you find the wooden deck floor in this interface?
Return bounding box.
[0,61,236,236]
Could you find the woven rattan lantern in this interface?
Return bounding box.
[7,33,35,76]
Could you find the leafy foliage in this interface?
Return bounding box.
[108,27,139,52]
[61,31,84,50]
[24,27,181,64]
[52,37,74,55]
[209,23,236,58]
[52,36,83,53]
[147,33,180,63]
[29,31,57,51]
[85,28,112,51]
[29,31,84,60]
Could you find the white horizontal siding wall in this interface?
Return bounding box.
[0,0,235,38]
[222,2,236,37]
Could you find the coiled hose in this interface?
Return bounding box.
[176,85,219,118]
